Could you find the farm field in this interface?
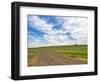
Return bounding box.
[28,45,88,66]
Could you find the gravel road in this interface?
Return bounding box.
[28,49,87,66]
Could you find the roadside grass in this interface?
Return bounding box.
[28,45,88,62]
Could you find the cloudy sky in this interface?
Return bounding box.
[28,15,88,48]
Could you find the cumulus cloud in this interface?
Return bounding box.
[28,16,54,34]
[28,15,88,48]
[60,17,88,44]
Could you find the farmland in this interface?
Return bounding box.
[28,45,88,66]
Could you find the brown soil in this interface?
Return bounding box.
[28,49,87,66]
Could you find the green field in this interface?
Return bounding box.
[28,45,88,66]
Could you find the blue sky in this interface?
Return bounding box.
[28,15,88,48]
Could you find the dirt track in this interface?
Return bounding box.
[28,49,87,66]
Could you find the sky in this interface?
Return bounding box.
[28,15,88,48]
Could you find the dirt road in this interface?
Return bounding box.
[28,49,87,66]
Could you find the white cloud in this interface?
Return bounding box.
[29,16,54,34]
[60,17,88,45]
[28,16,88,48]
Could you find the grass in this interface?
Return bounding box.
[28,45,88,61]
